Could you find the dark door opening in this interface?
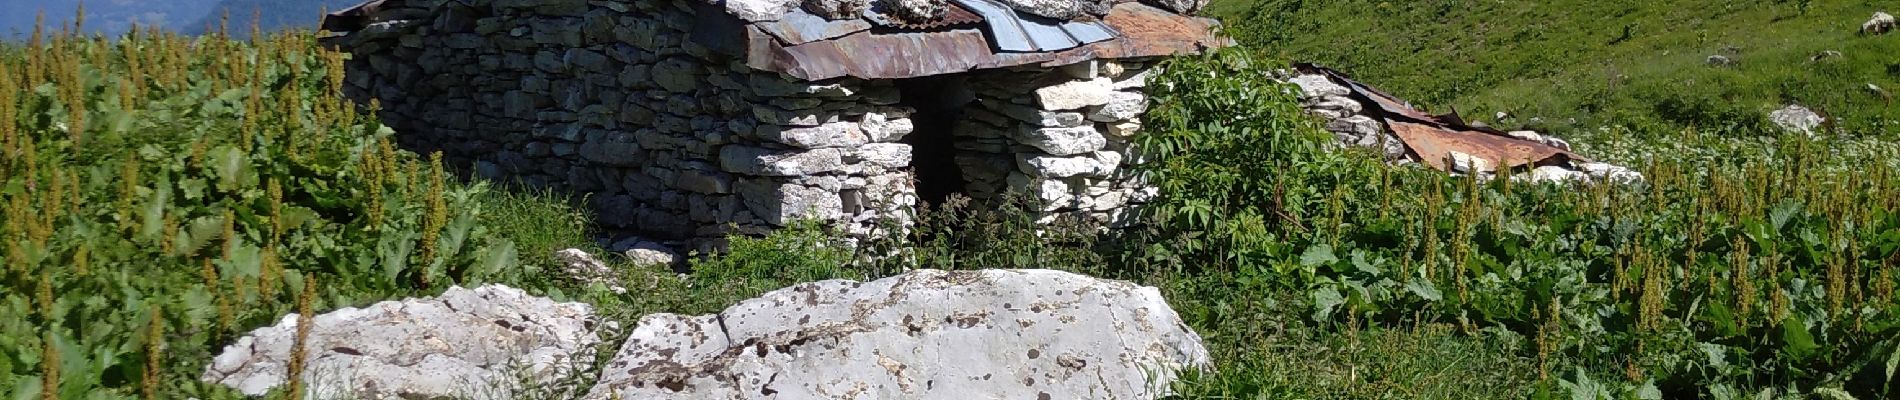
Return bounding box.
[894,76,973,208]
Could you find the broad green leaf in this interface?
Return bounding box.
[476,242,518,281]
[1811,387,1857,400]
[1405,280,1443,302]
[1310,287,1344,322]
[210,145,257,192]
[1780,315,1819,360]
[1769,200,1802,232]
[1635,380,1662,400]
[1698,342,1730,370]
[1299,244,1337,267]
[1708,385,1740,400]
[1885,339,1900,383]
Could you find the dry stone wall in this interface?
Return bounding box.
[955,62,1159,227]
[334,0,917,247]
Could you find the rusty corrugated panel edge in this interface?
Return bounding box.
[1390,121,1579,172]
[1294,63,1588,172]
[321,0,388,32]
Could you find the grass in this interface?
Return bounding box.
[1210,0,1900,138]
[8,4,1900,399]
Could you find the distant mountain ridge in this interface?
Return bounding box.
[0,0,354,39]
[185,0,363,38]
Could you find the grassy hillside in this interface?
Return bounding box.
[1210,0,1900,138]
[5,5,1900,400]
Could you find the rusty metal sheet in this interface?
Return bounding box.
[320,0,388,32]
[755,9,873,45]
[864,1,984,30]
[1087,2,1227,59]
[770,29,1063,80]
[1293,62,1588,173]
[1389,121,1580,171]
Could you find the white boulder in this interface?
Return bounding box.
[202,285,606,400]
[1447,151,1495,174]
[726,0,800,21]
[583,269,1211,400]
[1525,165,1586,184]
[1577,162,1645,184]
[556,249,628,294]
[1769,104,1824,135]
[611,238,685,269]
[1864,11,1895,35]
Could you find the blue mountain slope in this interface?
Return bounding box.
[184,0,363,38]
[0,0,356,40]
[0,0,220,38]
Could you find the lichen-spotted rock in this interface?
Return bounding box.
[202,285,606,400]
[584,269,1210,399]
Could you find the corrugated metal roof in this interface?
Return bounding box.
[953,0,1116,52]
[954,0,1036,51]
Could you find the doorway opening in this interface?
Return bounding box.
[893,75,974,208]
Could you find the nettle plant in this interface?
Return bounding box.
[1136,49,1900,398]
[0,23,528,399]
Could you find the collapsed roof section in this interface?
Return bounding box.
[1293,63,1588,173]
[323,0,1230,81]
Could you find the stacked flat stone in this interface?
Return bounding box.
[335,0,916,248]
[956,62,1159,227]
[1285,74,1407,160]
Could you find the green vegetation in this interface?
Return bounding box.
[0,26,583,398]
[7,3,1900,399]
[1211,0,1900,138]
[1135,51,1900,398]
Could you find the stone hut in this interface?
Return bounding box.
[319,0,1226,247]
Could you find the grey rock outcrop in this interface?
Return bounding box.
[998,0,1088,19]
[1143,0,1209,15]
[612,238,685,268]
[882,0,949,21]
[1864,11,1895,35]
[728,0,801,21]
[1706,55,1737,68]
[202,285,607,400]
[1769,104,1824,135]
[557,248,629,294]
[584,269,1211,399]
[804,0,871,19]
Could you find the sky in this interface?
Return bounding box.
[0,0,356,40]
[0,0,221,38]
